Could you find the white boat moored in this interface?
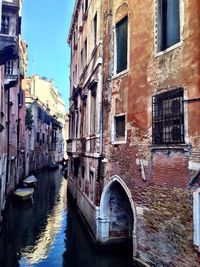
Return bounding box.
[14,188,34,201]
[23,175,37,187]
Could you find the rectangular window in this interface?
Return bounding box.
[81,49,84,71]
[152,88,184,144]
[116,16,128,73]
[36,132,40,143]
[42,133,45,144]
[5,60,14,75]
[90,90,96,134]
[93,13,97,46]
[114,115,126,141]
[84,0,88,12]
[158,0,180,51]
[84,39,87,66]
[1,15,9,35]
[82,166,85,179]
[89,170,94,201]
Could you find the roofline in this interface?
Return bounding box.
[67,0,81,44]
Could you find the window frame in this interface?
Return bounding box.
[112,113,127,145]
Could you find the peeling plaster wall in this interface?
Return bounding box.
[102,0,200,266]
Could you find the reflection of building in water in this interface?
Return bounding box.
[20,180,67,265]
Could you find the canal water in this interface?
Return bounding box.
[0,169,135,267]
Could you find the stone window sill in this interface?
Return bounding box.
[155,41,183,57]
[150,143,190,152]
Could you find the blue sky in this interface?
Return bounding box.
[22,0,75,110]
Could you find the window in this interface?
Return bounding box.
[1,15,9,35]
[84,0,88,12]
[42,133,45,144]
[116,16,128,74]
[81,49,84,71]
[93,13,97,46]
[193,190,200,248]
[114,115,126,141]
[36,132,40,143]
[84,39,87,66]
[90,90,96,134]
[89,170,94,201]
[5,61,14,75]
[157,0,180,51]
[82,165,85,179]
[152,88,184,144]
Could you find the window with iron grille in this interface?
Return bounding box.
[114,115,125,141]
[116,16,128,73]
[5,61,14,75]
[157,0,180,51]
[152,88,184,144]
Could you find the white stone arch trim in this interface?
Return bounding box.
[99,175,137,256]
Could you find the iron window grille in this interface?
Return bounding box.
[152,88,184,144]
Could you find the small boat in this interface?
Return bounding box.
[14,188,34,201]
[23,175,37,187]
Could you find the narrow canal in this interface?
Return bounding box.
[0,169,135,267]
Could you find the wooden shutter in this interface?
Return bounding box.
[116,16,128,73]
[166,0,180,48]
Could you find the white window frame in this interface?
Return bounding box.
[154,0,184,57]
[112,113,127,145]
[193,189,200,248]
[113,14,130,78]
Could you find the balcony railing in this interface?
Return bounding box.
[67,137,100,155]
[3,0,19,8]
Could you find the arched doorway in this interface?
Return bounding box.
[98,176,137,255]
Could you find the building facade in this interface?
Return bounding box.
[67,0,104,244]
[25,93,53,175]
[67,0,200,266]
[25,75,67,163]
[0,0,24,221]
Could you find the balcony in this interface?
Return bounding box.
[67,138,86,155]
[3,0,19,9]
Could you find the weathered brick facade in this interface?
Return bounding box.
[67,0,200,266]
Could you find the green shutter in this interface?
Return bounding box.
[116,16,128,73]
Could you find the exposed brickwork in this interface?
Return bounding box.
[101,0,200,266]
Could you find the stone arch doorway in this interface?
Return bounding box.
[99,176,137,256]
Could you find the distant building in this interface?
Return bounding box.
[25,75,67,164]
[25,93,52,175]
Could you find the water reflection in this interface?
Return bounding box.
[0,169,136,267]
